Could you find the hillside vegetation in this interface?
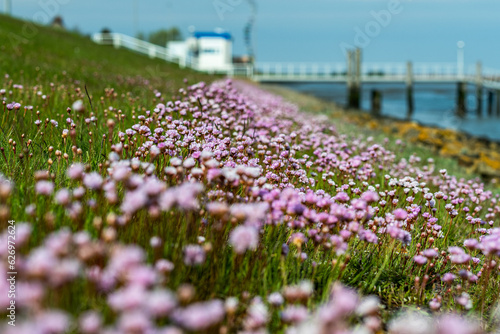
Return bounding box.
[0,14,499,334]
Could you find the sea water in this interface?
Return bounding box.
[279,82,500,142]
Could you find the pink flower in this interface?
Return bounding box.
[121,189,148,215]
[83,172,103,190]
[49,259,81,286]
[244,299,268,330]
[450,253,471,264]
[441,273,456,283]
[13,223,32,247]
[463,239,479,250]
[118,310,152,333]
[155,259,175,273]
[388,311,435,334]
[436,314,479,334]
[176,182,204,210]
[108,285,146,311]
[67,163,85,180]
[423,248,439,258]
[36,310,71,334]
[361,190,379,203]
[267,292,284,306]
[413,255,427,265]
[335,191,350,203]
[146,289,177,317]
[393,208,407,221]
[281,305,308,324]
[72,100,84,112]
[173,300,225,331]
[79,311,102,334]
[55,188,71,205]
[183,245,206,266]
[35,180,54,195]
[229,225,259,254]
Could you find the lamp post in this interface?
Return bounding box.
[457,40,465,80]
[4,0,11,15]
[133,0,138,37]
[456,41,466,116]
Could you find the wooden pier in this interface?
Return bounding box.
[92,33,500,117]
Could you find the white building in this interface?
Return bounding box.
[167,31,233,72]
[166,41,189,67]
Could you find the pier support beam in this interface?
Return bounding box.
[346,48,361,109]
[476,62,483,116]
[406,62,414,119]
[497,91,500,116]
[457,81,466,117]
[487,91,494,116]
[371,90,382,116]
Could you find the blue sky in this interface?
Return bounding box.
[7,0,500,68]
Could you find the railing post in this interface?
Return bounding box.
[148,46,156,59]
[312,64,318,77]
[476,61,483,116]
[113,34,121,49]
[406,61,414,119]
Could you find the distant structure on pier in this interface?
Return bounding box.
[167,31,234,72]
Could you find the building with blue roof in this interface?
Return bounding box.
[167,30,233,72]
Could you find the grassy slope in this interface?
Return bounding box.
[0,13,482,186]
[0,14,219,183]
[0,14,215,100]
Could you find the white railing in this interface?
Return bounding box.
[255,62,346,77]
[254,62,473,78]
[91,33,252,77]
[92,33,175,62]
[253,61,500,84]
[91,33,500,86]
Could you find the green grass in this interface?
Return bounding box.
[1,14,499,333]
[0,14,216,102]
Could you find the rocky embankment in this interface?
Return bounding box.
[348,113,500,180]
[263,84,500,183]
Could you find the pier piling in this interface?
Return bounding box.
[371,90,382,116]
[487,91,494,116]
[346,49,361,109]
[476,62,483,116]
[406,62,414,119]
[457,81,466,117]
[497,91,500,116]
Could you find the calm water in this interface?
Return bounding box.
[278,82,500,142]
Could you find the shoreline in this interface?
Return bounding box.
[261,83,500,181]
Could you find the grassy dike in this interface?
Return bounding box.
[0,14,216,102]
[1,14,499,333]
